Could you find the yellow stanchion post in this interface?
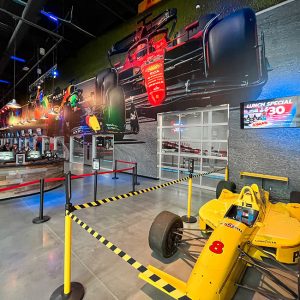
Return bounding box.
[50,172,84,300]
[64,213,72,295]
[225,165,229,181]
[182,160,197,223]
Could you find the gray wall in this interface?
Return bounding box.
[114,121,158,178]
[227,0,300,201]
[113,0,300,193]
[229,107,300,201]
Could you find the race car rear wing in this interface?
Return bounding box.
[107,8,177,58]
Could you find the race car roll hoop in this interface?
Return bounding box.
[50,163,225,300]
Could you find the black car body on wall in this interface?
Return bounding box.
[95,7,268,137]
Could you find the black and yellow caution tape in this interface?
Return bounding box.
[67,210,191,300]
[73,167,225,211]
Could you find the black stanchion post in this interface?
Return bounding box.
[134,162,140,185]
[50,171,84,300]
[66,171,72,203]
[32,178,50,224]
[94,170,98,203]
[112,159,119,179]
[132,166,136,192]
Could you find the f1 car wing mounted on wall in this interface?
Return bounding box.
[97,7,268,120]
[145,183,300,300]
[108,8,177,57]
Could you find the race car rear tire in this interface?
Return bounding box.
[106,86,125,140]
[207,8,259,81]
[290,191,300,203]
[96,68,117,102]
[216,180,236,199]
[149,211,183,258]
[96,68,111,89]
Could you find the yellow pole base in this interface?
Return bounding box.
[50,282,84,300]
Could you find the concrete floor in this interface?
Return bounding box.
[0,164,284,300]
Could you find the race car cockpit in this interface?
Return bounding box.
[225,205,259,227]
[224,185,262,227]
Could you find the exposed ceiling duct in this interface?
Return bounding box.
[0,0,47,76]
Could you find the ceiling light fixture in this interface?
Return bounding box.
[0,79,11,84]
[7,39,21,110]
[40,10,59,23]
[40,114,48,120]
[10,55,26,63]
[48,108,58,115]
[7,99,21,109]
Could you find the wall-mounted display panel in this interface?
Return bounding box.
[241,96,300,129]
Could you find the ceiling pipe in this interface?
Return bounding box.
[0,8,64,41]
[2,38,63,101]
[114,0,137,14]
[0,0,48,76]
[94,0,127,22]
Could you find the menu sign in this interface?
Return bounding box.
[241,96,300,129]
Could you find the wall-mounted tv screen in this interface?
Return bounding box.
[241,96,300,129]
[26,151,42,161]
[0,152,15,163]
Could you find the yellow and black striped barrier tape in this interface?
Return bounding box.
[67,210,191,300]
[73,167,225,211]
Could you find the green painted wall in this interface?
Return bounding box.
[58,0,284,87]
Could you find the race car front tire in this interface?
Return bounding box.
[149,211,183,258]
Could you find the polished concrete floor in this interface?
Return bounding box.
[0,165,279,300]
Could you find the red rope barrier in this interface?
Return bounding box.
[115,159,137,165]
[71,167,134,179]
[71,173,94,179]
[45,177,65,183]
[0,167,134,192]
[98,167,133,175]
[0,179,40,192]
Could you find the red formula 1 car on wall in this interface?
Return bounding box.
[96,8,268,137]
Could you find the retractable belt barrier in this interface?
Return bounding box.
[73,168,225,211]
[0,167,134,193]
[67,210,191,300]
[51,167,226,299]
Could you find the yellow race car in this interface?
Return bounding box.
[144,183,300,300]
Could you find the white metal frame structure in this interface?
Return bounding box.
[157,105,229,191]
[92,134,114,171]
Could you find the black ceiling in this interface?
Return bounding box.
[0,0,140,105]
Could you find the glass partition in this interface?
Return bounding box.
[70,135,84,164]
[42,137,50,154]
[92,134,114,170]
[54,136,65,158]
